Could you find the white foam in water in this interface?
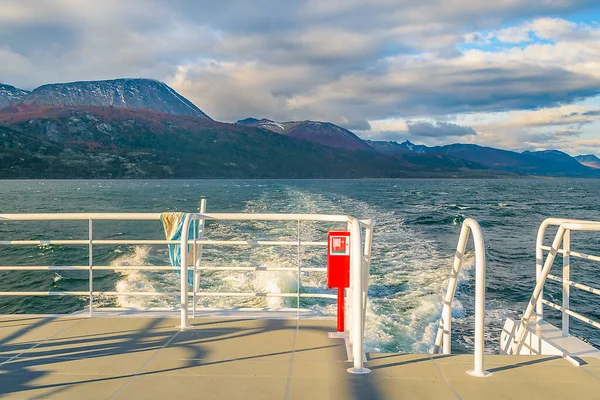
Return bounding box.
[227,188,474,353]
[246,189,410,351]
[111,246,178,309]
[221,268,298,309]
[314,192,477,353]
[112,246,153,308]
[253,269,298,308]
[198,188,351,313]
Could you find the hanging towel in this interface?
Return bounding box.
[161,212,195,284]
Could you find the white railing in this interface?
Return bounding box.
[0,208,373,374]
[433,218,490,377]
[180,211,373,374]
[514,218,600,355]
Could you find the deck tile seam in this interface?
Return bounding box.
[108,328,182,400]
[576,367,600,384]
[284,318,300,400]
[0,317,87,368]
[177,358,291,362]
[4,371,115,377]
[138,372,292,378]
[349,376,470,381]
[429,353,464,400]
[5,346,171,362]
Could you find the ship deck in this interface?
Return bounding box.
[1,313,599,399]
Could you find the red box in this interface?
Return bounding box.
[327,231,351,289]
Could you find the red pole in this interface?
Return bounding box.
[337,287,345,332]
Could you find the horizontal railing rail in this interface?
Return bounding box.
[0,240,327,246]
[0,265,328,272]
[540,246,600,263]
[514,219,600,356]
[0,208,374,374]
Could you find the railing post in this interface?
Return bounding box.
[442,304,452,355]
[361,222,373,337]
[347,216,353,334]
[467,220,490,377]
[192,219,197,318]
[536,225,545,323]
[562,229,570,337]
[88,218,93,318]
[193,198,207,318]
[297,219,301,319]
[347,218,370,374]
[178,213,192,329]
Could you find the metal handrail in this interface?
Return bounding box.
[515,219,600,353]
[0,265,327,271]
[433,218,490,377]
[0,240,327,245]
[180,211,373,374]
[0,210,374,374]
[534,218,596,322]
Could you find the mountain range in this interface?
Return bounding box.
[367,140,598,177]
[575,154,600,169]
[0,78,598,179]
[235,118,372,151]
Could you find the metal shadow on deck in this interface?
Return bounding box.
[1,316,600,400]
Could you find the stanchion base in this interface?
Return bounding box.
[328,331,349,339]
[347,367,371,375]
[176,324,192,330]
[466,369,492,378]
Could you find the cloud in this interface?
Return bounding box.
[0,46,33,78]
[169,15,600,125]
[572,139,600,148]
[464,32,492,45]
[407,121,476,138]
[466,17,584,46]
[496,105,600,128]
[269,57,600,127]
[495,26,533,43]
[529,17,579,40]
[453,103,600,154]
[582,110,600,116]
[341,118,372,131]
[463,18,600,80]
[359,118,408,141]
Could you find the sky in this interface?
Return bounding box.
[1,0,600,155]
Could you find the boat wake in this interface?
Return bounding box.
[108,185,477,353]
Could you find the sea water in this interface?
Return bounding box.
[0,179,599,354]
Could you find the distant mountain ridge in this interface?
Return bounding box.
[575,154,600,169]
[365,140,428,154]
[0,104,491,178]
[236,118,372,151]
[0,84,30,108]
[366,140,600,178]
[1,79,211,119]
[0,77,598,178]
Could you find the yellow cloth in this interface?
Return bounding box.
[161,212,184,241]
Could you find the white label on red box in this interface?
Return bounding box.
[330,236,349,255]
